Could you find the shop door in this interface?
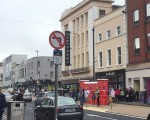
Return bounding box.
[134,80,140,91]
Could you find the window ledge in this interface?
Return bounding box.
[116,64,123,67]
[106,65,113,68]
[97,67,104,69]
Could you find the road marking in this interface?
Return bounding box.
[86,114,118,120]
[105,112,147,119]
[26,107,34,110]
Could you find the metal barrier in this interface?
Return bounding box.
[7,101,25,120]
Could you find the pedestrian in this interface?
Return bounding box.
[91,91,96,106]
[110,88,115,102]
[147,113,150,120]
[0,87,6,120]
[16,88,25,101]
[95,87,100,107]
[84,89,90,106]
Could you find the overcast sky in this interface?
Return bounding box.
[0,0,125,62]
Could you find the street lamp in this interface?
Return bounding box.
[92,27,96,81]
[35,50,39,96]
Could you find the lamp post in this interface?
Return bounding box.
[92,27,96,81]
[35,50,39,96]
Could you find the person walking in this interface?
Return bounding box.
[84,89,90,106]
[0,87,6,120]
[16,88,25,101]
[95,88,100,107]
[110,88,115,102]
[91,91,96,106]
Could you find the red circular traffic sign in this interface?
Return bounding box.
[49,31,66,49]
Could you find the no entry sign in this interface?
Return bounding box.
[49,31,66,49]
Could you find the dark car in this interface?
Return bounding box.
[34,96,84,120]
[34,91,55,107]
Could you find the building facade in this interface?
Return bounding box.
[0,62,3,87]
[26,56,62,89]
[94,6,127,89]
[126,0,150,98]
[60,0,113,89]
[3,54,27,88]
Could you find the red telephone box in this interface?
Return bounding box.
[79,79,108,105]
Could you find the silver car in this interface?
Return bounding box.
[23,91,32,102]
[3,92,13,104]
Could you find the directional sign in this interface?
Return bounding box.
[49,31,66,49]
[53,50,62,65]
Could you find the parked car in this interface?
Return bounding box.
[3,92,13,105]
[34,96,84,120]
[34,91,55,106]
[23,90,32,102]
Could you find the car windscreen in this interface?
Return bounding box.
[46,92,55,97]
[58,97,76,107]
[4,93,12,97]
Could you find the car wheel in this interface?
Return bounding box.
[34,111,39,120]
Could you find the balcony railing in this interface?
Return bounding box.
[62,70,70,75]
[71,67,90,74]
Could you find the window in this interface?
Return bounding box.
[31,62,33,69]
[107,50,111,66]
[28,63,30,70]
[82,53,84,67]
[86,31,88,44]
[116,26,121,35]
[107,30,111,39]
[74,56,76,68]
[50,61,53,67]
[98,33,102,41]
[87,52,89,66]
[81,15,84,26]
[134,37,140,55]
[78,55,80,68]
[99,10,105,17]
[128,78,132,85]
[38,61,40,67]
[50,71,53,78]
[78,35,80,47]
[99,52,102,67]
[117,47,122,64]
[133,10,139,25]
[147,33,150,52]
[81,33,84,46]
[85,12,88,24]
[146,3,150,19]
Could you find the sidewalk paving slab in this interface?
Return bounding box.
[83,103,150,118]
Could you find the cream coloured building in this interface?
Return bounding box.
[94,6,127,89]
[0,62,3,87]
[60,0,114,88]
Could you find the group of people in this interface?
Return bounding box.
[69,87,100,107]
[0,87,25,120]
[110,87,141,103]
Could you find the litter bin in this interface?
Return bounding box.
[7,101,25,120]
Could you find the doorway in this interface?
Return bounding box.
[134,80,140,91]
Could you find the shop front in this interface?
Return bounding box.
[96,69,126,89]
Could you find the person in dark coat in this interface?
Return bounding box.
[16,89,25,101]
[0,87,6,120]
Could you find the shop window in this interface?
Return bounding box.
[128,78,132,85]
[134,37,140,55]
[133,9,139,26]
[147,33,150,52]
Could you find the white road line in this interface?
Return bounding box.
[105,112,147,119]
[26,107,34,110]
[86,114,118,120]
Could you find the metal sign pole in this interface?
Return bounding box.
[55,64,58,120]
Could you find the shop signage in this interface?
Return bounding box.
[65,31,70,66]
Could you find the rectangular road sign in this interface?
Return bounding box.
[53,50,62,65]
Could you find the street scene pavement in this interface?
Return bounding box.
[2,98,149,120]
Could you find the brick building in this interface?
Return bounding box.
[126,0,150,98]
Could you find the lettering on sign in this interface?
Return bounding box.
[65,31,70,66]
